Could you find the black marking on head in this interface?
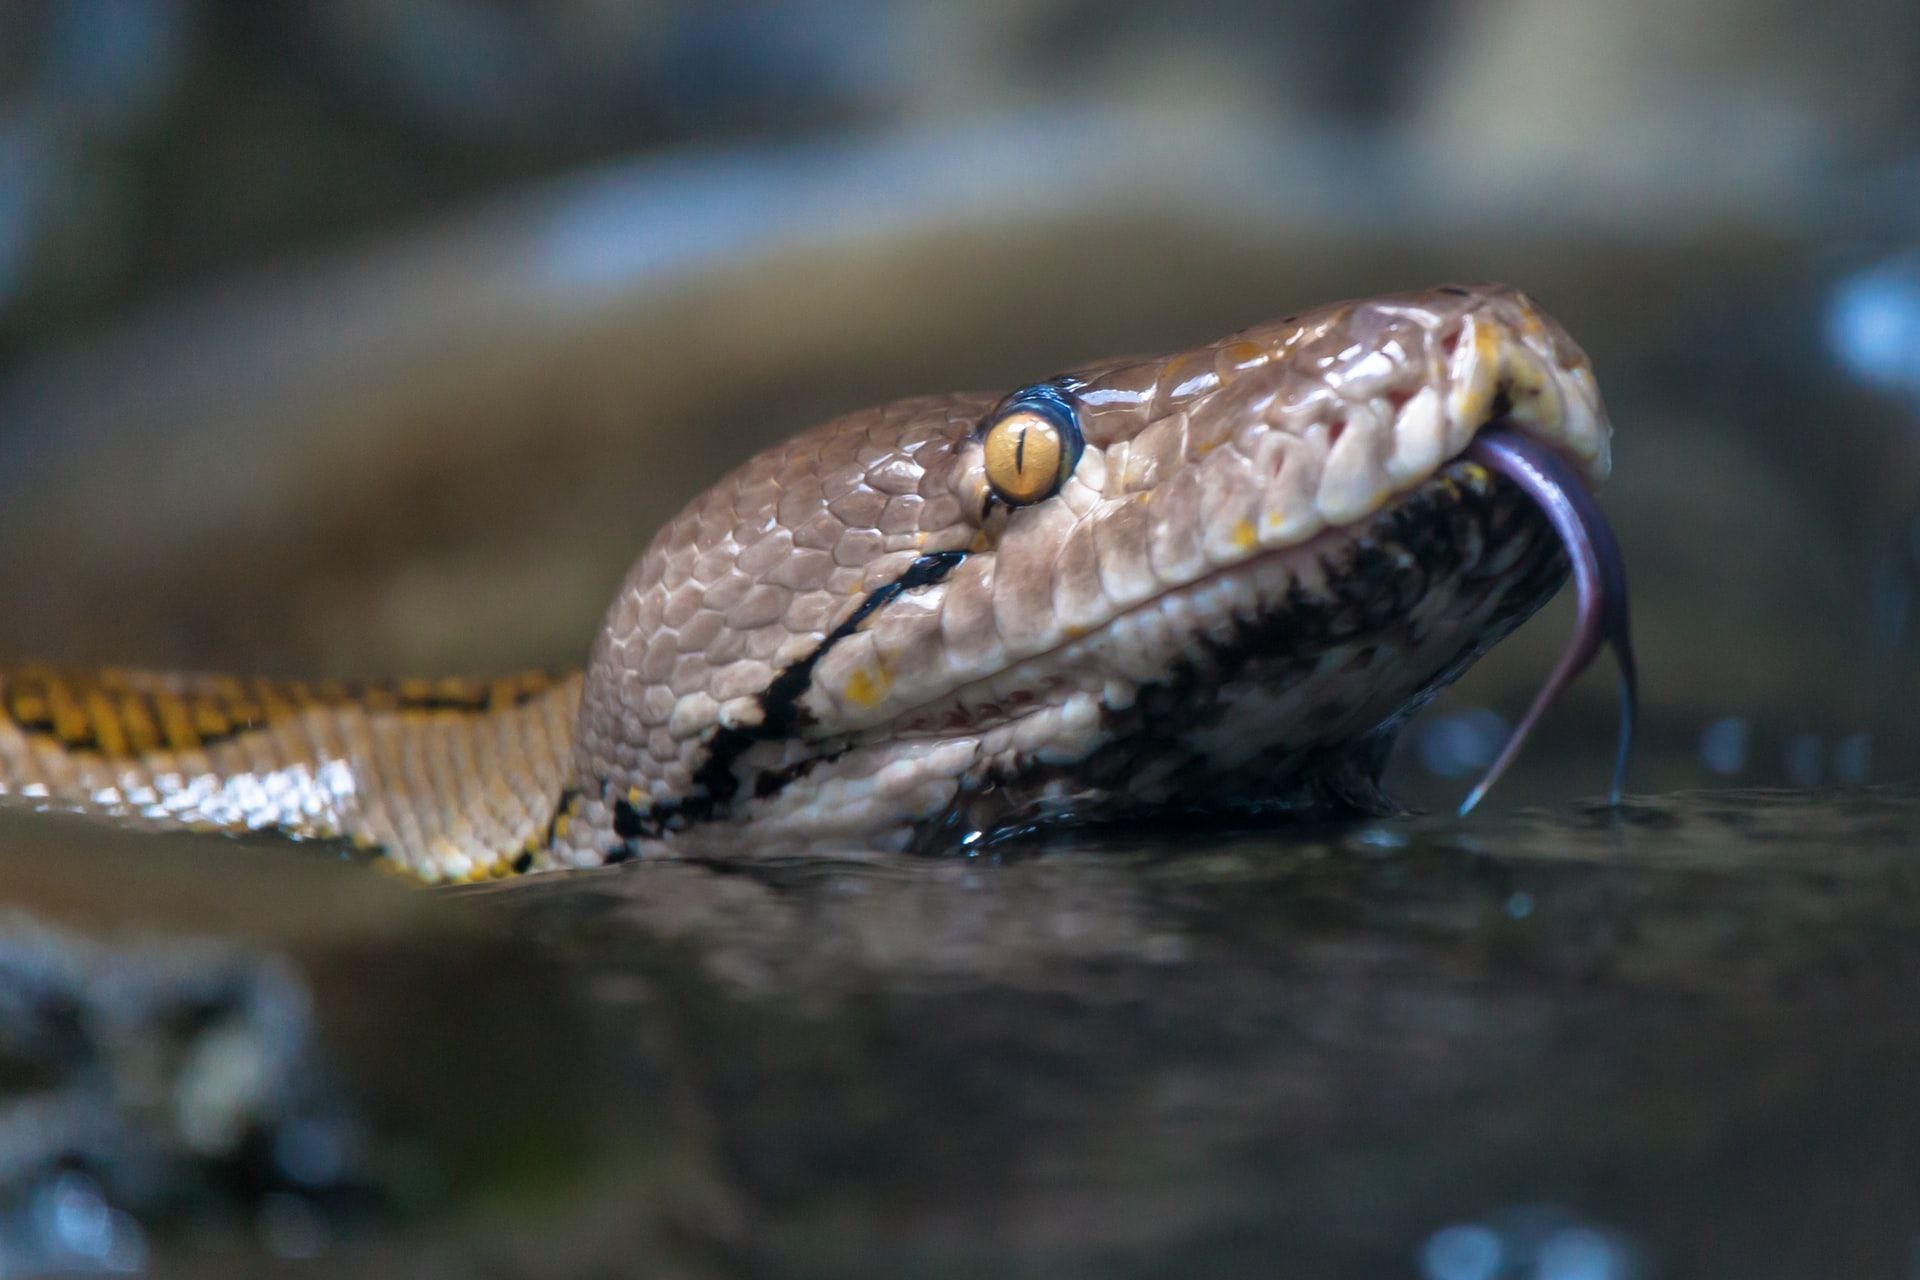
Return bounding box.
[615,551,971,839]
[605,842,639,865]
[754,748,844,800]
[1437,286,1472,297]
[511,851,534,874]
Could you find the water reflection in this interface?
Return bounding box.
[1422,1208,1644,1280]
[1828,252,1920,404]
[0,772,1914,1274]
[0,916,367,1271]
[1416,708,1513,780]
[1698,715,1748,775]
[6,1171,147,1276]
[1835,731,1872,782]
[383,787,1920,1276]
[1783,731,1825,786]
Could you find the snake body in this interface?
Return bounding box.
[0,284,1610,881]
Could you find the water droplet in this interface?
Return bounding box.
[30,1172,145,1272]
[1828,255,1920,398]
[1350,825,1409,851]
[1537,1225,1634,1280]
[40,1173,113,1261]
[1505,890,1535,920]
[1834,732,1872,783]
[1416,708,1511,779]
[1698,716,1749,776]
[1420,1223,1504,1280]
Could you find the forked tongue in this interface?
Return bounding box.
[1456,425,1637,815]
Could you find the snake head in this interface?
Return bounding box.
[562,284,1625,865]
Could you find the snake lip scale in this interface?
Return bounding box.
[0,283,1630,882]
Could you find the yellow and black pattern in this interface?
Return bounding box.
[0,664,582,883]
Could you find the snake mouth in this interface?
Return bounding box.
[1455,422,1636,812]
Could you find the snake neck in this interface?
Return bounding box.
[0,664,582,882]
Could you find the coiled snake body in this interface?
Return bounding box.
[0,284,1621,882]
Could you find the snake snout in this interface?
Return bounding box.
[1443,290,1612,488]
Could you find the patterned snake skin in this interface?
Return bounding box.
[0,284,1609,882]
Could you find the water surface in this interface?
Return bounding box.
[45,784,1903,1278]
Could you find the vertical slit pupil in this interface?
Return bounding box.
[984,386,1082,506]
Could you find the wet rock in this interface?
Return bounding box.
[0,914,368,1266]
[0,813,609,1274]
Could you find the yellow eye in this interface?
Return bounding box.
[982,391,1082,507]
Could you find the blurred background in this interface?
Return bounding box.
[5,6,1920,1277]
[0,0,1917,799]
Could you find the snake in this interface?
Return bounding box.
[0,283,1634,882]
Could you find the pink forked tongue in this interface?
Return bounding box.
[1456,425,1637,815]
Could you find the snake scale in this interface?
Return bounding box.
[0,284,1625,882]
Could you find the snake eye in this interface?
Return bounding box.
[981,388,1083,507]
